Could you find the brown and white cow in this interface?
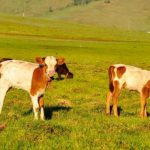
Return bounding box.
[106,64,150,117]
[56,57,73,80]
[0,56,57,120]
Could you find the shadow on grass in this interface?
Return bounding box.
[123,112,136,116]
[44,106,72,120]
[147,112,150,117]
[55,78,65,81]
[110,106,150,117]
[50,76,65,81]
[109,105,123,116]
[23,106,72,120]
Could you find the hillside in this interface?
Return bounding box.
[0,0,98,16]
[45,0,150,31]
[0,0,73,16]
[0,0,149,30]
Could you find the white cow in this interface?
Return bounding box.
[106,64,150,117]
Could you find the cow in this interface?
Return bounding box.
[0,56,57,120]
[106,64,150,117]
[56,57,73,80]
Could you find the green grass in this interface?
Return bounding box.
[0,14,150,149]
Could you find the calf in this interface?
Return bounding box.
[0,56,57,120]
[106,64,150,117]
[56,57,73,80]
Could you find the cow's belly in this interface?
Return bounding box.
[126,77,146,92]
[10,79,31,92]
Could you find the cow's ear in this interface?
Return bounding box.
[56,57,65,65]
[35,57,45,64]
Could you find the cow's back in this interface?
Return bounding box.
[0,60,38,92]
[112,64,150,92]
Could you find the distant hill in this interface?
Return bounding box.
[0,0,149,31]
[0,0,74,16]
[0,0,98,16]
[45,0,150,31]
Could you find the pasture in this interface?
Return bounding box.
[0,14,150,149]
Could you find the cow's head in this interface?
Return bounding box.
[56,57,69,74]
[56,57,73,79]
[36,56,57,77]
[56,57,65,65]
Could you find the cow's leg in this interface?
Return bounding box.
[140,96,147,117]
[65,73,69,79]
[112,81,121,117]
[0,84,10,114]
[31,95,39,120]
[140,88,149,117]
[106,91,112,115]
[58,73,61,80]
[39,96,45,120]
[144,103,147,117]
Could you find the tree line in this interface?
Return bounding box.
[73,0,110,5]
[74,0,93,5]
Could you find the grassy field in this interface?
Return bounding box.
[0,14,150,149]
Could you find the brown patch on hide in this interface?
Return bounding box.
[30,66,48,96]
[142,80,150,99]
[117,66,126,78]
[141,80,150,117]
[30,57,49,96]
